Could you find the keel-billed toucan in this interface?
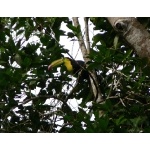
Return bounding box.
[48,57,89,81]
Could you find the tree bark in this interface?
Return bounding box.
[107,17,150,59]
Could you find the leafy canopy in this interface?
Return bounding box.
[0,17,150,133]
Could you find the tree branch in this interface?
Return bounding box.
[72,17,89,62]
[84,17,90,54]
[72,17,103,103]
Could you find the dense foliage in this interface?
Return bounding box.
[0,17,150,132]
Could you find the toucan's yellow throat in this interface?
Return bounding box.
[63,58,73,72]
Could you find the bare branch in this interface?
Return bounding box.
[84,17,90,54]
[72,17,89,62]
[72,17,103,103]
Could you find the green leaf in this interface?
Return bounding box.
[0,31,6,41]
[113,35,119,49]
[66,24,80,35]
[16,29,24,36]
[115,116,127,126]
[29,80,36,86]
[22,57,31,67]
[14,53,22,65]
[67,24,78,32]
[67,32,75,38]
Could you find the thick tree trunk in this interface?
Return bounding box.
[107,17,150,59]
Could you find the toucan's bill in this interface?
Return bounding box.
[48,57,73,72]
[48,58,64,70]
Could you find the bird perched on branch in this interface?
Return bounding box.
[48,57,89,81]
[48,57,101,101]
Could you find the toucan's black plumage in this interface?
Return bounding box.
[48,57,89,80]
